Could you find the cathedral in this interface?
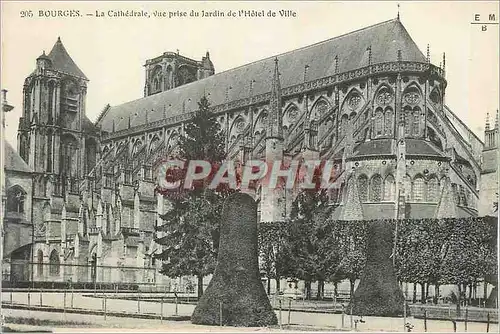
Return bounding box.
[3,17,498,286]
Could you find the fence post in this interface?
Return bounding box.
[39,289,43,306]
[486,312,490,333]
[464,306,468,332]
[279,299,282,330]
[332,293,336,313]
[403,298,407,332]
[137,291,141,313]
[71,285,74,308]
[10,290,13,304]
[160,297,164,322]
[63,289,67,315]
[219,301,223,328]
[27,287,31,308]
[175,293,178,316]
[350,303,353,329]
[288,299,292,325]
[424,309,427,332]
[341,305,345,328]
[104,294,107,320]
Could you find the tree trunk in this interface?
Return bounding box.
[468,283,473,305]
[413,283,417,303]
[334,282,338,300]
[276,276,281,295]
[349,279,355,304]
[483,281,488,307]
[316,280,324,300]
[267,277,271,295]
[434,284,440,304]
[425,283,430,303]
[456,284,462,316]
[197,275,204,299]
[305,280,312,300]
[421,283,426,304]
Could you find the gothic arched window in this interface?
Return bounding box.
[384,108,394,136]
[48,81,55,124]
[165,65,173,90]
[384,175,395,201]
[427,177,439,202]
[47,130,53,172]
[459,185,467,206]
[370,174,382,202]
[339,114,348,137]
[131,140,142,158]
[60,134,78,177]
[413,176,425,202]
[151,66,163,93]
[358,175,368,202]
[403,106,412,136]
[412,107,421,137]
[37,250,44,277]
[49,250,60,276]
[374,108,384,137]
[149,136,160,155]
[7,186,26,213]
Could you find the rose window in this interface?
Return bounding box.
[348,94,361,110]
[404,92,420,105]
[377,90,392,105]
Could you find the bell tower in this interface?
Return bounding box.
[18,37,89,196]
[143,51,215,97]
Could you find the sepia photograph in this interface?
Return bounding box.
[0,1,499,332]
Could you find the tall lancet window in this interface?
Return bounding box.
[384,108,394,136]
[49,250,60,276]
[47,131,53,172]
[370,174,382,202]
[412,108,421,137]
[358,175,368,202]
[413,176,425,202]
[374,108,384,137]
[384,175,395,201]
[427,177,439,202]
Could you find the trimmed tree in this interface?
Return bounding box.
[155,95,233,298]
[286,168,330,299]
[336,220,368,305]
[351,220,406,316]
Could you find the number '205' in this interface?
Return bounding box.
[20,10,33,18]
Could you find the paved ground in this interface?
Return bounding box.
[2,292,497,332]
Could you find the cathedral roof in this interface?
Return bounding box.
[4,141,32,173]
[47,37,88,80]
[353,139,392,157]
[351,139,446,158]
[98,18,426,132]
[406,139,444,157]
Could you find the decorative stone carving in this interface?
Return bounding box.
[377,90,393,105]
[348,94,362,110]
[403,92,420,105]
[287,108,298,121]
[234,118,246,133]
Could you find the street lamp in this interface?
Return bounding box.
[1,89,14,282]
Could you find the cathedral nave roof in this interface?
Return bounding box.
[98,18,426,133]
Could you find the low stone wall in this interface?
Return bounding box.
[410,305,498,323]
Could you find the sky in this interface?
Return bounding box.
[1,1,499,148]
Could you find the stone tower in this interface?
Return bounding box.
[478,111,499,216]
[143,51,215,97]
[18,37,93,179]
